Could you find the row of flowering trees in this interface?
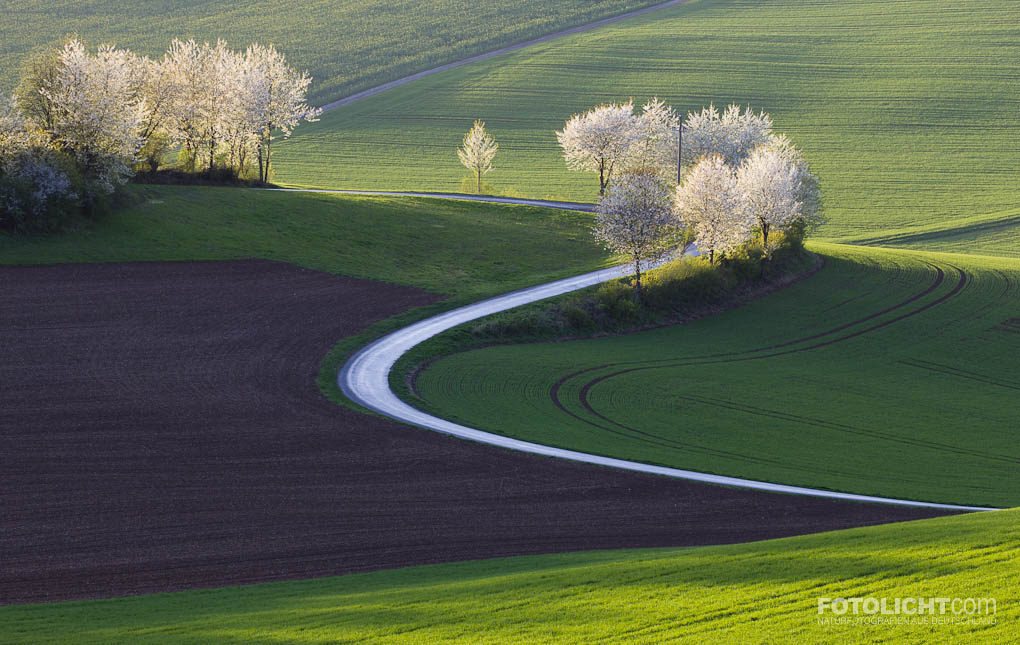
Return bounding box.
[558,101,821,294]
[1,38,318,232]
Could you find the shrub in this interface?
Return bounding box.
[643,257,727,311]
[561,300,593,329]
[459,175,495,195]
[0,146,83,233]
[597,279,639,322]
[723,243,765,282]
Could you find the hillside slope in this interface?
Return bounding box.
[0,0,663,104]
[272,0,1020,255]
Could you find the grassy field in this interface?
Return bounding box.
[0,0,662,104]
[271,0,1020,256]
[413,244,1020,508]
[0,186,609,298]
[1,506,1014,643]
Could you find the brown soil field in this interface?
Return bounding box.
[0,260,955,605]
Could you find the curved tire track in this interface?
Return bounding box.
[569,264,1017,468]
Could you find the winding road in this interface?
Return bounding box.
[338,260,998,513]
[269,192,996,512]
[277,0,1001,515]
[0,0,996,608]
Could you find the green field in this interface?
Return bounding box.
[413,244,1020,508]
[0,186,609,298]
[3,0,1018,635]
[2,507,1014,643]
[0,0,662,104]
[272,0,1020,256]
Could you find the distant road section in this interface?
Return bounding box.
[262,188,595,211]
[319,0,689,112]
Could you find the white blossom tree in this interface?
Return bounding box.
[40,39,146,192]
[557,101,638,196]
[161,39,317,180]
[0,93,32,155]
[243,43,320,183]
[736,145,803,255]
[163,39,239,175]
[759,134,823,234]
[593,172,675,296]
[136,55,179,172]
[625,97,679,179]
[457,119,498,193]
[674,154,749,263]
[682,104,773,169]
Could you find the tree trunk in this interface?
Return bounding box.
[633,257,642,302]
[476,168,481,194]
[264,124,273,184]
[598,160,606,196]
[709,249,715,264]
[759,220,771,279]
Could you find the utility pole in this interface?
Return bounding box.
[676,115,683,184]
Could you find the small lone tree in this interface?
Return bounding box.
[457,119,497,193]
[592,172,675,298]
[674,154,748,263]
[557,101,637,196]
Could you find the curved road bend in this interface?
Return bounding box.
[282,0,996,514]
[339,264,999,513]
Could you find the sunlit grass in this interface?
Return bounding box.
[2,508,1016,643]
[0,185,610,298]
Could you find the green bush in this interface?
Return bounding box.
[561,300,592,329]
[642,257,728,311]
[721,243,765,282]
[464,239,810,344]
[0,147,84,233]
[596,279,639,322]
[459,175,496,195]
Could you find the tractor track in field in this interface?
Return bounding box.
[550,261,946,418]
[561,263,1012,467]
[898,358,1020,392]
